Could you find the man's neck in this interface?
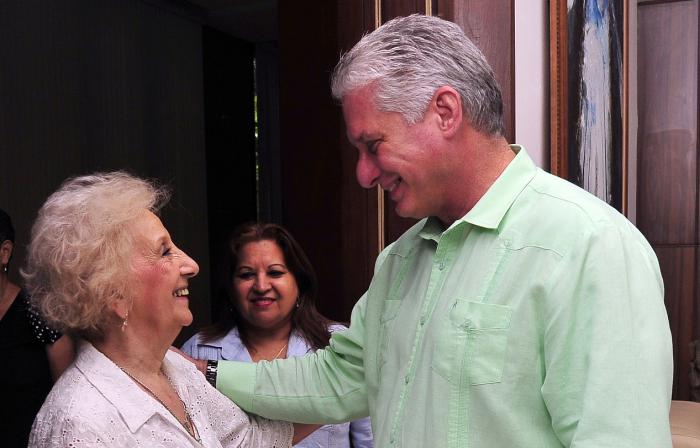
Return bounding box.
[437,134,514,225]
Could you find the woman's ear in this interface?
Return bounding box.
[0,240,13,267]
[431,86,463,138]
[109,294,130,322]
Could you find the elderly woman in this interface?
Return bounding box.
[23,172,316,447]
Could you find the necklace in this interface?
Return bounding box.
[249,341,288,361]
[118,366,201,443]
[273,342,289,359]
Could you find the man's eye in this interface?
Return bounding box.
[368,140,380,154]
[163,248,172,256]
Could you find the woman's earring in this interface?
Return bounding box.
[295,297,300,309]
[121,310,129,332]
[2,264,7,273]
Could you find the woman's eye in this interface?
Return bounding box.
[237,272,255,280]
[268,270,285,278]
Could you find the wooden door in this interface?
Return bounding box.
[277,0,514,322]
[636,0,699,400]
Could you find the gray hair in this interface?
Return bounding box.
[331,14,504,136]
[22,171,170,341]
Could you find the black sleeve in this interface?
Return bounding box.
[22,291,62,344]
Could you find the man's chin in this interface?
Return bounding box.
[394,202,423,220]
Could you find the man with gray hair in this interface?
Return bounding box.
[207,14,673,447]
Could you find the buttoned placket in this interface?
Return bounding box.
[387,223,466,446]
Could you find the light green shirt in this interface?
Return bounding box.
[217,146,673,447]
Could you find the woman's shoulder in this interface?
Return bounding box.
[166,348,207,380]
[20,289,62,344]
[327,322,348,334]
[180,327,247,361]
[34,364,105,427]
[30,364,136,446]
[180,332,205,355]
[181,329,228,354]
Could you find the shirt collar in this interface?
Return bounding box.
[218,327,311,360]
[219,327,251,361]
[75,341,172,434]
[287,329,313,356]
[417,145,536,239]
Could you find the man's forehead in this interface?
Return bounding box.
[342,94,381,144]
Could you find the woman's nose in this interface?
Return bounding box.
[179,250,200,278]
[253,274,270,292]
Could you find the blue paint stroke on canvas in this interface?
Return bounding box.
[567,0,624,209]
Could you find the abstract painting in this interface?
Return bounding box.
[550,0,626,211]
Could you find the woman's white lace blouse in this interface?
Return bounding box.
[28,342,293,447]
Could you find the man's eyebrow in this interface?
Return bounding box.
[348,132,377,146]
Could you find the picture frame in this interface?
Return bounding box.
[549,0,629,213]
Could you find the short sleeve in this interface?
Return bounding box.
[23,292,61,344]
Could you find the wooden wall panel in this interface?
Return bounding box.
[636,1,698,245]
[655,247,697,399]
[336,0,382,317]
[278,1,355,321]
[635,0,700,400]
[637,129,697,244]
[381,0,428,21]
[438,0,515,143]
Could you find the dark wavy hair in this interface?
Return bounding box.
[200,222,333,350]
[0,208,15,270]
[0,208,15,244]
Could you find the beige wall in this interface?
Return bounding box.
[514,0,548,169]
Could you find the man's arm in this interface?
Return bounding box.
[216,293,371,424]
[541,224,673,447]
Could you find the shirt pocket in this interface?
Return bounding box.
[432,300,513,385]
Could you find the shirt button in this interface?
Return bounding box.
[420,316,426,325]
[405,375,410,384]
[438,261,445,270]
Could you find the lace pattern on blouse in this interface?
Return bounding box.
[28,342,293,447]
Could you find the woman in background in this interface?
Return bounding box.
[182,222,374,448]
[0,208,74,447]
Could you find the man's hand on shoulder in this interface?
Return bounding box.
[169,346,208,375]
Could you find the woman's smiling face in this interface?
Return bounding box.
[232,240,299,333]
[128,210,199,338]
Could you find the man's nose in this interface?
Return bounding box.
[356,152,380,189]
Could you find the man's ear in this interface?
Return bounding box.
[431,86,463,138]
[0,240,13,266]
